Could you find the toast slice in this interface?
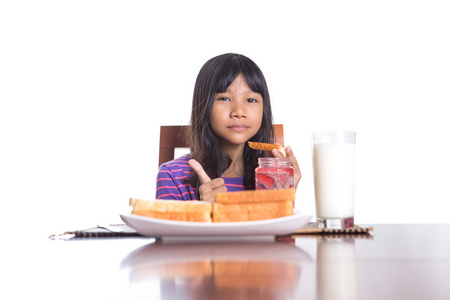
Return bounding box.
[212,209,294,222]
[213,200,294,222]
[214,188,295,204]
[213,201,294,214]
[129,198,212,222]
[248,142,286,157]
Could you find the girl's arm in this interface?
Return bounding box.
[155,165,196,200]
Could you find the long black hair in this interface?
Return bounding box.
[187,53,274,197]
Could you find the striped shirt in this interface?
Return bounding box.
[156,154,247,200]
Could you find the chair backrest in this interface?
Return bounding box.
[159,124,285,166]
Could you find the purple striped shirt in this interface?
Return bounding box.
[156,154,247,200]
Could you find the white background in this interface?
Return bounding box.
[1,0,449,237]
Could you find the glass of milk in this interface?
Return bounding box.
[312,131,356,229]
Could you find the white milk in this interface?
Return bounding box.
[313,143,355,219]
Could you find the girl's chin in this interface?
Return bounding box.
[218,139,248,149]
[216,131,259,148]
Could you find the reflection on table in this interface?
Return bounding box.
[316,237,359,300]
[121,240,311,299]
[19,224,449,300]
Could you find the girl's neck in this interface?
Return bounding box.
[222,158,244,177]
[220,143,245,178]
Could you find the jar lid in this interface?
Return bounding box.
[258,157,291,163]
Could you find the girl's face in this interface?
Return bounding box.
[210,73,263,150]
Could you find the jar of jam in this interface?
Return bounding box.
[255,157,295,190]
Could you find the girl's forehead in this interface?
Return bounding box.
[226,74,249,91]
[215,68,262,95]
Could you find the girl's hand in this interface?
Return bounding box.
[271,146,302,190]
[188,159,228,203]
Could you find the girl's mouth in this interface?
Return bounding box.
[228,125,248,132]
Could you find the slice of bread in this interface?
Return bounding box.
[213,201,294,214]
[213,204,294,222]
[213,211,294,222]
[247,142,287,157]
[214,188,295,204]
[130,198,212,222]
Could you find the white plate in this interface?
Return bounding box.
[120,211,312,237]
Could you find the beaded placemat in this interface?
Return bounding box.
[49,224,141,240]
[50,222,373,240]
[293,222,373,235]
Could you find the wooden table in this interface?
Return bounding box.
[8,224,450,299]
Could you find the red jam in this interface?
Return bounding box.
[255,157,294,190]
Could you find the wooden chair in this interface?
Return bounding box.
[159,124,284,166]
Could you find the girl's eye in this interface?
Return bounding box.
[218,97,230,101]
[247,98,258,103]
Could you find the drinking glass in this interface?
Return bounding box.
[312,131,356,229]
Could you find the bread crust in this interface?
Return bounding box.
[213,201,293,214]
[130,199,212,222]
[212,210,294,222]
[247,142,286,157]
[214,188,295,204]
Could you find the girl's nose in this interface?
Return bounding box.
[230,101,246,118]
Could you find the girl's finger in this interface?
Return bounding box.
[188,159,212,184]
[199,178,225,195]
[271,148,281,157]
[285,146,302,187]
[201,182,227,203]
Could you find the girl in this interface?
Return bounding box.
[156,53,301,202]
